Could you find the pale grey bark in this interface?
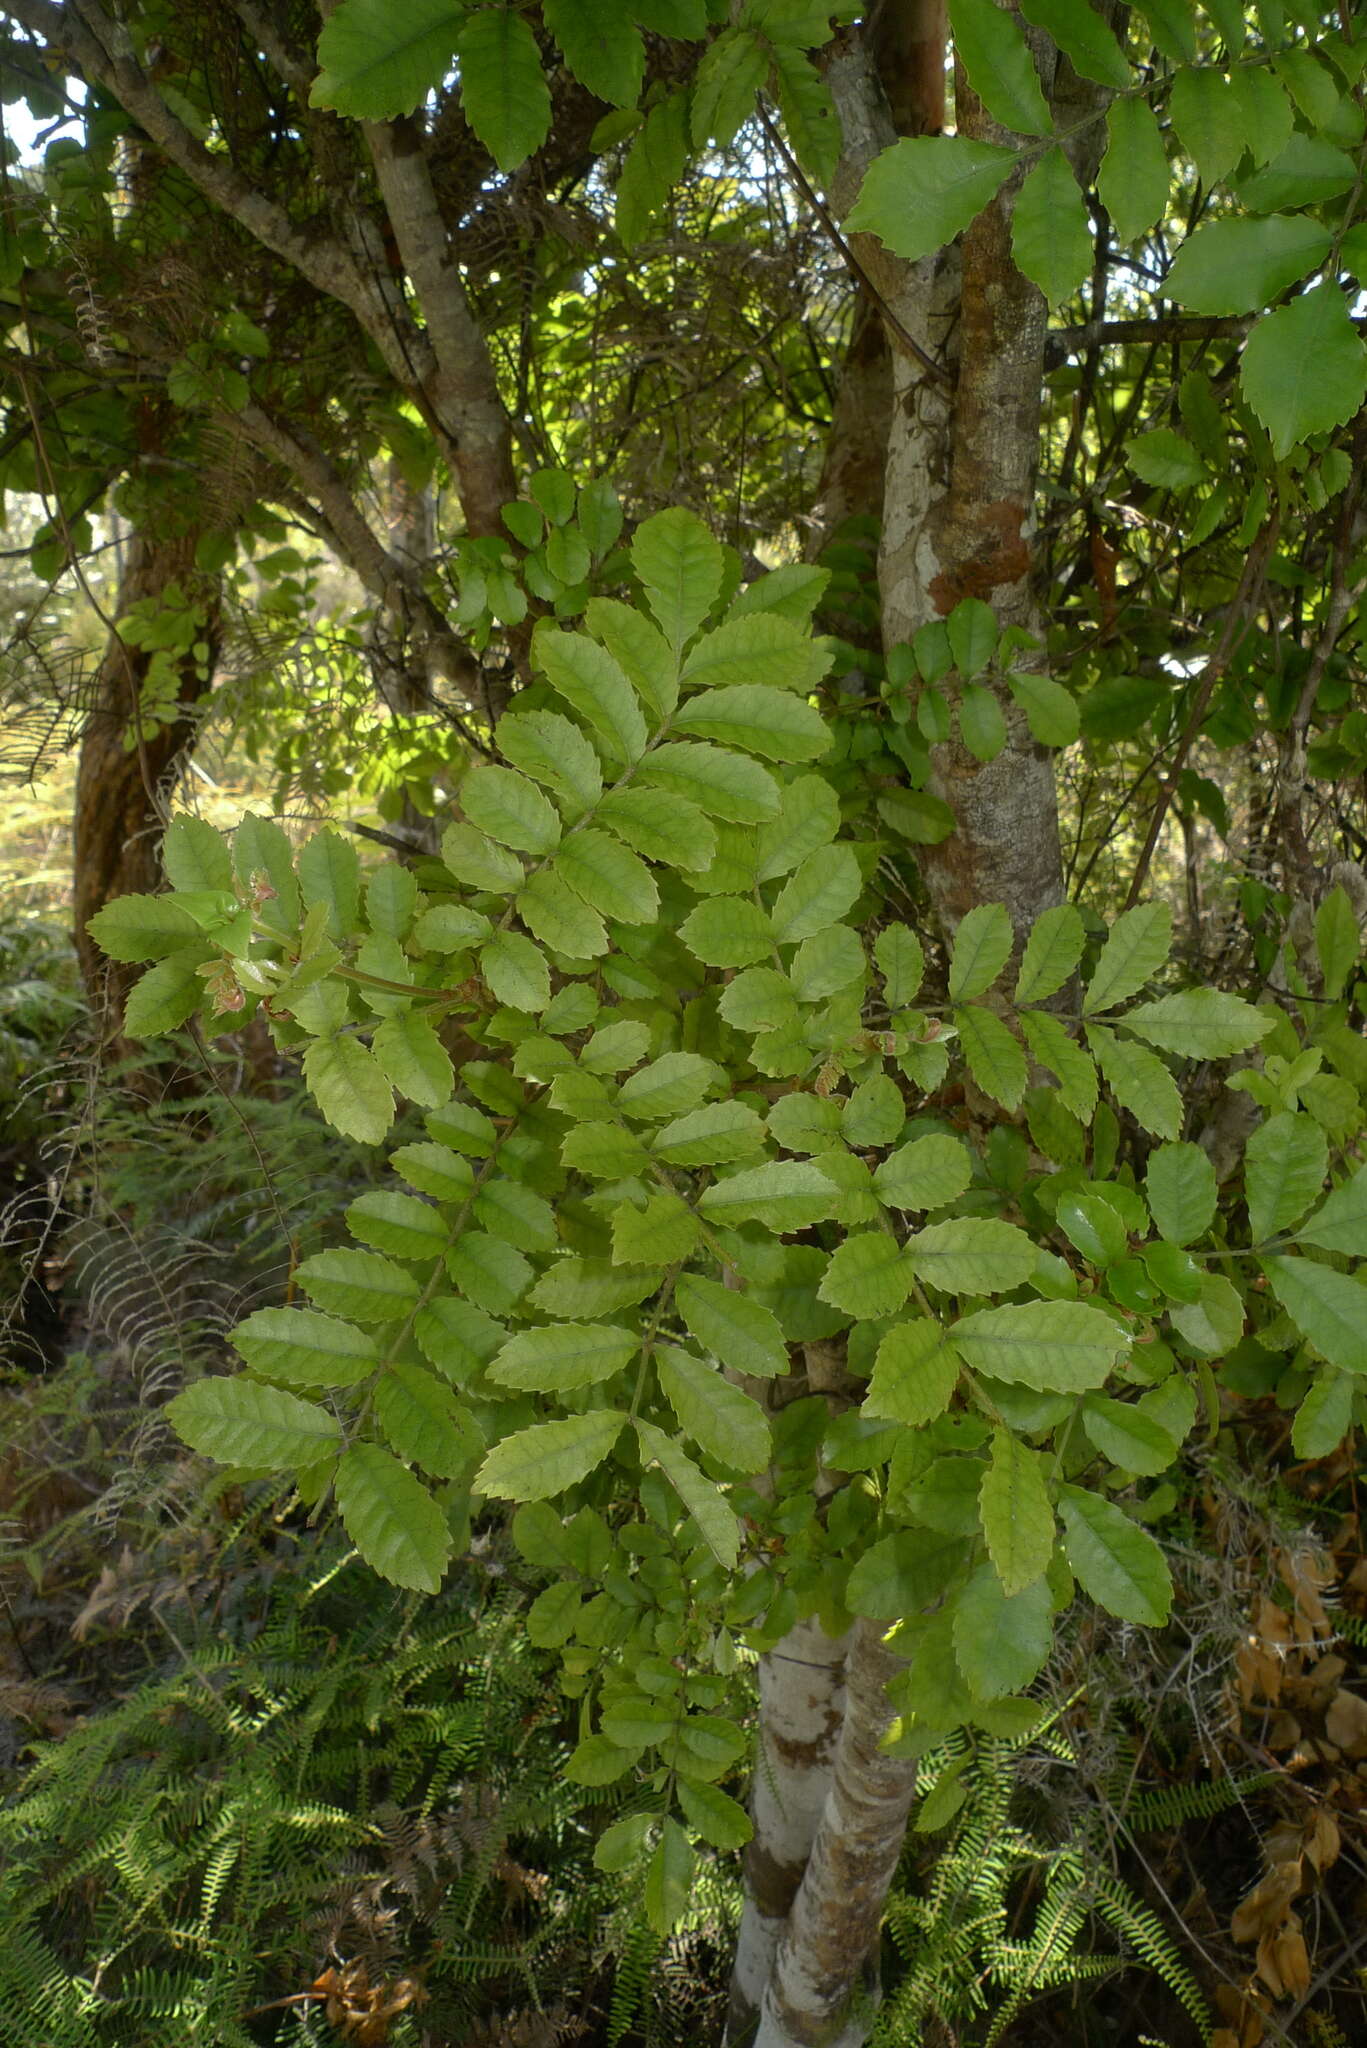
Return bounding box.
[754,1623,916,2048]
[725,1623,852,2045]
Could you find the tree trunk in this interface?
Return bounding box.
[878,56,1065,940]
[754,1623,917,2048]
[726,1622,851,2044]
[72,527,221,1046]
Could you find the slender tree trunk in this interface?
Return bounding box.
[73,528,221,1045]
[731,11,1094,2042]
[726,1623,851,2044]
[755,1624,917,2048]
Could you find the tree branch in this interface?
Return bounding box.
[233,399,487,710]
[10,0,434,408]
[361,115,516,535]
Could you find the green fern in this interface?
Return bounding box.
[0,1552,647,2048]
[875,1731,1214,2047]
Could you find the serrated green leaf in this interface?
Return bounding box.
[1020,1011,1097,1122]
[1246,1112,1328,1244]
[375,1362,477,1479]
[1088,1025,1182,1141]
[878,788,957,845]
[414,1295,503,1383]
[297,1247,421,1323]
[487,1321,638,1392]
[441,822,524,894]
[231,1307,378,1388]
[1264,1256,1367,1375]
[169,1375,341,1468]
[456,6,550,171]
[616,90,690,249]
[1017,0,1129,86]
[874,1133,973,1211]
[1080,1393,1180,1476]
[1315,884,1360,998]
[334,1442,451,1592]
[635,1418,740,1569]
[533,625,648,765]
[1098,96,1169,246]
[653,1101,767,1167]
[875,923,925,1006]
[366,863,416,943]
[847,136,1016,264]
[864,1317,961,1424]
[390,1142,475,1204]
[554,828,659,926]
[527,1258,658,1320]
[674,683,830,762]
[949,902,1013,1001]
[675,1775,752,1850]
[476,1410,626,1500]
[978,1427,1053,1596]
[311,0,460,119]
[1144,1140,1215,1246]
[1015,902,1084,1003]
[1170,63,1242,186]
[1127,428,1207,492]
[956,1005,1028,1111]
[297,828,360,942]
[517,868,608,958]
[691,25,766,147]
[636,742,780,823]
[371,1011,455,1109]
[496,707,603,819]
[1291,1368,1354,1458]
[1059,1486,1171,1624]
[1169,1272,1243,1357]
[612,1190,700,1265]
[698,1160,839,1231]
[598,787,716,869]
[675,1273,788,1377]
[948,0,1050,133]
[682,611,831,695]
[462,764,562,856]
[544,0,643,104]
[632,506,724,648]
[1008,671,1080,748]
[645,1819,694,1936]
[480,931,551,1013]
[907,1217,1036,1296]
[1296,1169,1367,1258]
[770,845,861,944]
[1122,989,1270,1060]
[846,1527,970,1620]
[122,952,209,1038]
[1084,901,1171,1013]
[951,1300,1127,1391]
[955,1567,1053,1701]
[619,1051,720,1121]
[818,1231,913,1319]
[1240,287,1367,463]
[679,896,774,967]
[303,1036,394,1144]
[1165,214,1330,315]
[413,904,491,953]
[1012,148,1091,306]
[87,892,203,963]
[655,1344,770,1472]
[163,813,233,894]
[585,597,676,720]
[346,1189,449,1264]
